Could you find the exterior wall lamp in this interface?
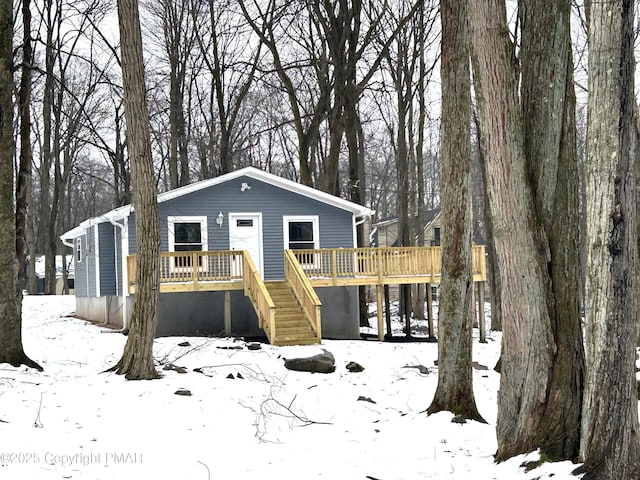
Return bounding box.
[217,211,224,227]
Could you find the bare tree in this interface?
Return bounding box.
[577,0,640,477]
[427,0,483,422]
[0,0,41,370]
[469,0,583,461]
[111,0,161,380]
[143,0,198,188]
[519,0,584,460]
[191,0,262,176]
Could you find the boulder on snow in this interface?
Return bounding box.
[346,361,364,373]
[284,349,335,373]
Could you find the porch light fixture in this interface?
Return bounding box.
[241,182,251,192]
[217,211,224,227]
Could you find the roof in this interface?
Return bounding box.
[373,208,441,228]
[61,167,373,241]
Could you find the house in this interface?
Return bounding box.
[61,167,374,343]
[370,208,443,248]
[24,255,75,294]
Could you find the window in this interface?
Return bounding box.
[174,223,203,252]
[283,216,319,265]
[432,227,441,246]
[75,237,82,263]
[168,216,208,269]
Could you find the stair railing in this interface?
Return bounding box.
[242,251,276,338]
[284,250,322,338]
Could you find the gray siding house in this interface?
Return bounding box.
[61,167,372,341]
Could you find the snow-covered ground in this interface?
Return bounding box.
[0,296,582,479]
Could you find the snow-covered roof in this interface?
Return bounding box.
[61,167,373,241]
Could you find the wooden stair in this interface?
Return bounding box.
[264,281,320,346]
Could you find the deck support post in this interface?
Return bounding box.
[376,284,384,341]
[477,281,486,343]
[224,290,232,336]
[426,283,435,338]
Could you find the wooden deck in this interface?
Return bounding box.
[126,246,486,346]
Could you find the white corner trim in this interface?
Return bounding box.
[94,224,100,297]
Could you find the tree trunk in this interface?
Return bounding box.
[519,0,584,460]
[427,0,483,423]
[578,0,640,477]
[0,0,40,370]
[469,0,557,460]
[16,0,33,306]
[113,0,161,380]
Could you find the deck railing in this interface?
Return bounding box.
[284,250,322,338]
[243,252,276,334]
[290,245,486,284]
[127,246,487,292]
[127,250,245,291]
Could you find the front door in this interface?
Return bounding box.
[229,213,264,275]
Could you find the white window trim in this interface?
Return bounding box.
[167,216,209,252]
[283,215,320,268]
[167,216,209,272]
[283,215,320,250]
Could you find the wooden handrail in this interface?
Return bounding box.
[284,250,322,338]
[242,252,276,333]
[287,245,487,283]
[127,250,245,291]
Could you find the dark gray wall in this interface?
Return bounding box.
[76,287,360,340]
[127,174,355,280]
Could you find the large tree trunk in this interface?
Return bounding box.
[427,0,483,423]
[469,0,557,461]
[113,0,161,380]
[0,0,40,370]
[519,0,584,460]
[578,0,640,477]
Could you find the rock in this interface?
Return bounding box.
[357,395,376,404]
[452,414,466,424]
[217,345,243,350]
[246,342,262,351]
[472,361,488,371]
[237,373,244,379]
[226,373,235,379]
[178,341,191,347]
[402,364,430,375]
[284,349,335,373]
[163,363,188,374]
[346,361,364,373]
[174,388,192,396]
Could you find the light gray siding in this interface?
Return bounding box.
[98,223,117,296]
[74,233,89,297]
[115,225,123,296]
[86,227,97,297]
[128,174,355,280]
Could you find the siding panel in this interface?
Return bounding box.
[98,223,117,296]
[128,175,355,280]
